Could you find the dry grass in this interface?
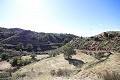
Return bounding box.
[50,68,73,77]
[0,61,11,70]
[98,70,120,80]
[11,50,120,80]
[13,54,75,80]
[13,51,96,80]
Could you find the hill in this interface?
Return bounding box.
[11,50,120,80]
[0,30,120,80]
[12,50,96,80]
[0,27,77,51]
[71,31,120,53]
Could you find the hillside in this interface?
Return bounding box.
[11,50,120,80]
[0,27,77,51]
[71,31,120,53]
[12,50,96,80]
[0,31,120,80]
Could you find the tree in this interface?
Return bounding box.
[9,57,18,66]
[30,53,36,60]
[0,54,9,60]
[27,43,33,52]
[60,43,76,60]
[9,57,32,67]
[103,32,108,38]
[16,43,24,51]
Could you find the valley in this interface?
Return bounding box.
[0,28,120,80]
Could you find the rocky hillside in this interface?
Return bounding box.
[71,31,120,53]
[0,27,77,51]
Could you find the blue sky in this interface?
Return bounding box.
[0,0,120,36]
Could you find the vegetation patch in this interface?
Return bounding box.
[9,57,33,67]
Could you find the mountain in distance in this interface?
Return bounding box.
[0,27,78,51]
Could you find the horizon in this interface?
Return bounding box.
[0,26,120,37]
[0,0,120,37]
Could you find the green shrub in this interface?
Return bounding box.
[9,57,19,67]
[23,59,32,65]
[26,43,33,52]
[30,53,36,60]
[48,49,61,57]
[9,57,32,67]
[0,54,9,60]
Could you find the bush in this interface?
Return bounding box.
[26,43,33,52]
[30,53,36,60]
[0,71,12,78]
[93,37,100,41]
[48,49,61,57]
[9,57,19,67]
[50,70,56,76]
[0,47,4,53]
[9,57,32,67]
[17,59,24,66]
[48,52,57,57]
[50,68,72,77]
[12,73,26,80]
[103,32,108,38]
[56,68,71,77]
[23,59,32,65]
[0,54,9,60]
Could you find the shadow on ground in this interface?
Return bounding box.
[67,59,85,67]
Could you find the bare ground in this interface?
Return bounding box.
[0,61,11,70]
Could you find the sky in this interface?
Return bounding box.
[0,0,120,37]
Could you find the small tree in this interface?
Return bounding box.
[27,43,33,52]
[0,54,9,60]
[103,32,108,38]
[30,53,36,60]
[16,43,24,51]
[9,57,19,66]
[60,43,76,60]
